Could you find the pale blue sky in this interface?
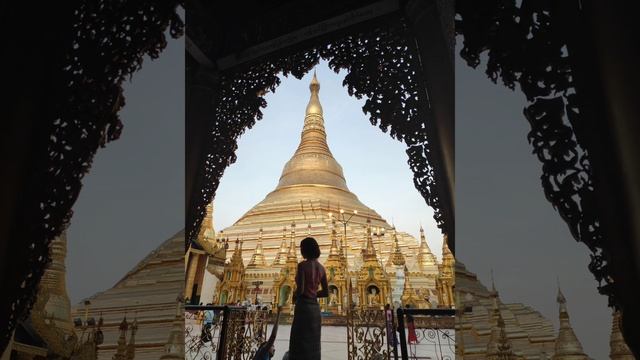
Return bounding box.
[214,61,444,257]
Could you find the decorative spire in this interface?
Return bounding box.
[287,222,298,264]
[491,269,497,293]
[306,70,322,116]
[229,238,244,267]
[273,227,289,266]
[126,317,137,360]
[34,232,73,330]
[197,201,215,243]
[442,234,454,264]
[484,277,518,359]
[328,219,340,259]
[387,228,406,266]
[275,72,350,191]
[29,232,77,357]
[485,303,516,359]
[439,234,455,280]
[247,228,266,268]
[489,269,500,310]
[362,219,378,262]
[609,310,634,359]
[160,296,185,360]
[113,316,129,360]
[401,265,420,307]
[416,226,437,270]
[553,285,587,359]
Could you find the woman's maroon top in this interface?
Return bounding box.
[296,259,328,299]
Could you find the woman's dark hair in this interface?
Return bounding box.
[300,237,321,259]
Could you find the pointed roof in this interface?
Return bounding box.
[274,72,350,192]
[160,297,185,360]
[272,227,289,266]
[196,202,215,242]
[126,317,137,360]
[552,286,587,359]
[402,266,415,293]
[609,310,634,359]
[327,219,341,260]
[286,222,298,265]
[247,228,266,268]
[362,219,378,263]
[229,238,244,268]
[417,226,437,269]
[442,234,454,264]
[485,280,518,359]
[387,228,406,266]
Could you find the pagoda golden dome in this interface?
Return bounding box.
[226,71,388,236]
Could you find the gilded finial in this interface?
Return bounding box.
[553,282,587,358]
[305,71,322,116]
[310,70,320,92]
[491,269,496,293]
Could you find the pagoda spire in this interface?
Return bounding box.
[113,316,129,360]
[229,238,244,267]
[609,310,634,359]
[362,219,378,263]
[274,72,350,191]
[328,219,341,259]
[435,234,455,308]
[286,222,298,264]
[401,265,421,307]
[486,304,516,359]
[485,281,517,360]
[126,317,137,360]
[387,228,406,267]
[442,235,454,265]
[29,232,76,357]
[416,226,437,270]
[160,296,185,360]
[197,201,215,243]
[248,227,266,268]
[552,285,587,360]
[273,227,289,266]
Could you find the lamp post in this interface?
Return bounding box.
[328,209,358,308]
[328,208,358,357]
[216,230,230,250]
[373,226,386,266]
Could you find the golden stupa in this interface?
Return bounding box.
[212,72,443,310]
[222,71,399,259]
[219,72,439,269]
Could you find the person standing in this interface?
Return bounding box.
[288,237,329,360]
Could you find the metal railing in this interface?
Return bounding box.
[185,305,454,360]
[395,308,456,360]
[185,305,271,360]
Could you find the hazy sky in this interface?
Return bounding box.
[214,61,444,258]
[66,35,184,304]
[455,42,610,358]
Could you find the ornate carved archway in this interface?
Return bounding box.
[456,0,640,354]
[186,11,454,253]
[2,1,183,353]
